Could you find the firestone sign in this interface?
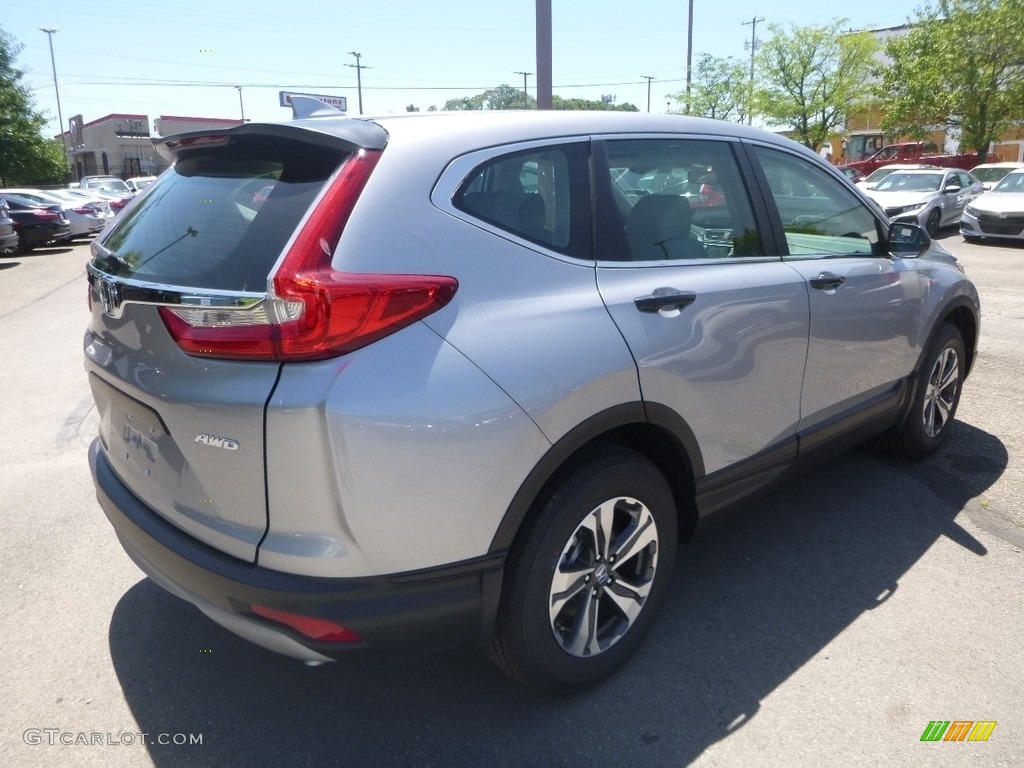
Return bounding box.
[278,91,348,113]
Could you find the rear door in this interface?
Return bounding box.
[84,129,356,561]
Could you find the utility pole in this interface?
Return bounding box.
[515,71,533,109]
[236,86,246,122]
[346,52,370,115]
[536,0,552,109]
[641,75,654,113]
[742,16,764,126]
[685,0,694,114]
[40,28,67,171]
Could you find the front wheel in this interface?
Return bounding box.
[925,208,942,237]
[489,448,678,693]
[885,323,965,459]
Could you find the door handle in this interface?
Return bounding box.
[810,272,845,290]
[634,288,697,313]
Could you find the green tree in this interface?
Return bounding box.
[673,54,750,122]
[879,0,1024,162]
[755,19,879,150]
[0,27,68,185]
[551,95,639,111]
[444,84,535,111]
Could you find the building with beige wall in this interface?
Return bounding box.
[61,114,244,180]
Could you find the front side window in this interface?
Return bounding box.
[753,146,884,258]
[454,145,584,252]
[603,139,764,261]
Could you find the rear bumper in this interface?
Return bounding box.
[89,439,504,660]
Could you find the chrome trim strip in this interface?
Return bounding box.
[86,262,267,319]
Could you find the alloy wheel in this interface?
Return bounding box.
[548,496,659,657]
[922,346,959,438]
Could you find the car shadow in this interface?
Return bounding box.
[109,421,1007,768]
[0,260,19,270]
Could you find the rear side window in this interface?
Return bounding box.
[453,143,590,256]
[602,138,764,261]
[94,139,347,292]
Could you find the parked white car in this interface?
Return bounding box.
[960,168,1024,241]
[968,161,1024,190]
[125,176,158,193]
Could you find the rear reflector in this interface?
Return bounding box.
[159,149,458,362]
[250,604,362,643]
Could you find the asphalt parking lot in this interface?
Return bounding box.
[0,232,1021,767]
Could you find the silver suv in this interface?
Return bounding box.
[85,106,979,693]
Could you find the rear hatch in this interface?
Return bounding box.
[84,119,388,562]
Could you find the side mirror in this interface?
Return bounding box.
[888,221,931,257]
[943,182,962,194]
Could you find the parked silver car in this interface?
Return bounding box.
[961,168,1024,241]
[85,107,980,693]
[866,167,985,235]
[0,189,105,238]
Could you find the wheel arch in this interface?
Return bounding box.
[489,402,703,556]
[890,297,977,439]
[942,301,978,378]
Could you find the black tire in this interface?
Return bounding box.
[885,323,965,459]
[925,208,942,237]
[489,447,677,693]
[17,233,34,254]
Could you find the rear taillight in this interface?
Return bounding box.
[34,209,59,220]
[250,604,362,643]
[159,150,458,362]
[72,206,91,215]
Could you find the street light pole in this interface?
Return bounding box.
[346,52,369,115]
[236,86,246,122]
[515,71,533,109]
[40,28,67,171]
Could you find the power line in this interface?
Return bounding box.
[57,77,687,91]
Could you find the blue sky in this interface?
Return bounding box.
[10,0,915,136]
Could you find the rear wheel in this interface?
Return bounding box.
[925,208,942,237]
[17,233,34,254]
[885,323,965,458]
[489,448,677,693]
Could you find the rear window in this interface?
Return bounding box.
[93,139,347,292]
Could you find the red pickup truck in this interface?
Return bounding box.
[840,142,979,175]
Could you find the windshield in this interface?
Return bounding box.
[972,167,1016,183]
[865,167,899,184]
[92,181,130,193]
[874,173,944,193]
[993,172,1024,193]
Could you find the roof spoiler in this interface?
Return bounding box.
[289,96,346,120]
